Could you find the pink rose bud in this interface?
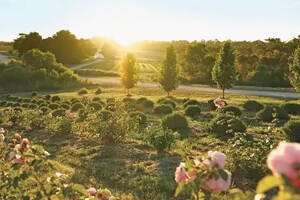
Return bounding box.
[14,144,21,151]
[203,151,226,169]
[175,162,188,183]
[86,187,97,196]
[214,98,226,109]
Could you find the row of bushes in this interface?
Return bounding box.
[75,69,119,77]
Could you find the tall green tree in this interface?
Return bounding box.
[159,45,178,96]
[289,47,300,91]
[120,52,138,95]
[212,41,237,98]
[13,32,42,56]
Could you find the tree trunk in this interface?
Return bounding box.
[222,88,225,99]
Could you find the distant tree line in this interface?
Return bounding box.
[13,30,97,64]
[132,37,300,87]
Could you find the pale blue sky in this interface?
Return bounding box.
[1,0,300,45]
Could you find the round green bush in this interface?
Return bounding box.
[39,103,48,108]
[281,103,300,115]
[61,103,70,110]
[52,109,66,117]
[183,99,201,109]
[71,102,84,112]
[78,88,89,95]
[273,106,290,121]
[28,104,38,109]
[208,99,217,111]
[256,106,273,122]
[21,103,30,108]
[95,88,102,95]
[162,112,188,130]
[93,97,101,102]
[158,99,176,109]
[31,91,38,97]
[209,114,246,138]
[185,105,201,117]
[282,120,300,142]
[49,103,60,110]
[44,94,51,100]
[51,95,61,102]
[89,102,102,111]
[154,104,173,115]
[12,103,21,107]
[37,100,45,105]
[243,100,264,112]
[6,102,13,107]
[31,99,38,104]
[0,101,7,106]
[14,107,23,113]
[130,111,147,124]
[98,110,113,121]
[40,106,50,114]
[224,106,242,117]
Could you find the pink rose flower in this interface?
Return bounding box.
[175,162,188,183]
[87,187,97,196]
[14,144,21,151]
[267,142,300,187]
[48,113,53,118]
[9,151,15,160]
[21,138,30,149]
[202,170,232,193]
[0,134,4,142]
[0,128,5,134]
[14,133,21,140]
[12,158,23,165]
[203,151,226,169]
[214,98,226,109]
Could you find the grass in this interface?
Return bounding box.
[1,84,300,199]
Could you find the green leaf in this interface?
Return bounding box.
[174,183,184,197]
[71,183,86,195]
[218,169,228,181]
[256,175,280,194]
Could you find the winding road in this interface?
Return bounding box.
[84,77,300,99]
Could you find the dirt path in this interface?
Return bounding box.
[84,77,300,99]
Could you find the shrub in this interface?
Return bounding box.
[136,98,154,111]
[51,95,61,102]
[92,96,101,102]
[281,103,300,115]
[273,106,290,121]
[37,100,45,105]
[58,117,73,133]
[89,102,102,111]
[256,106,273,122]
[28,104,38,109]
[130,111,147,125]
[224,106,242,117]
[157,98,176,109]
[61,103,70,110]
[184,105,201,118]
[52,109,66,117]
[162,112,188,131]
[209,114,246,138]
[282,120,300,142]
[183,99,201,108]
[154,104,173,115]
[49,103,60,110]
[243,100,264,112]
[145,126,175,152]
[21,103,30,108]
[31,91,38,97]
[98,110,113,121]
[208,99,217,111]
[44,94,51,100]
[78,88,89,95]
[12,103,21,107]
[0,101,7,106]
[40,106,50,114]
[95,88,102,95]
[71,102,84,112]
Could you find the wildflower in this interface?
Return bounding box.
[203,151,226,169]
[86,187,97,196]
[0,134,4,142]
[175,162,188,183]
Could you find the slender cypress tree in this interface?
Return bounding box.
[289,47,300,91]
[212,41,237,98]
[159,45,178,96]
[120,52,138,96]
